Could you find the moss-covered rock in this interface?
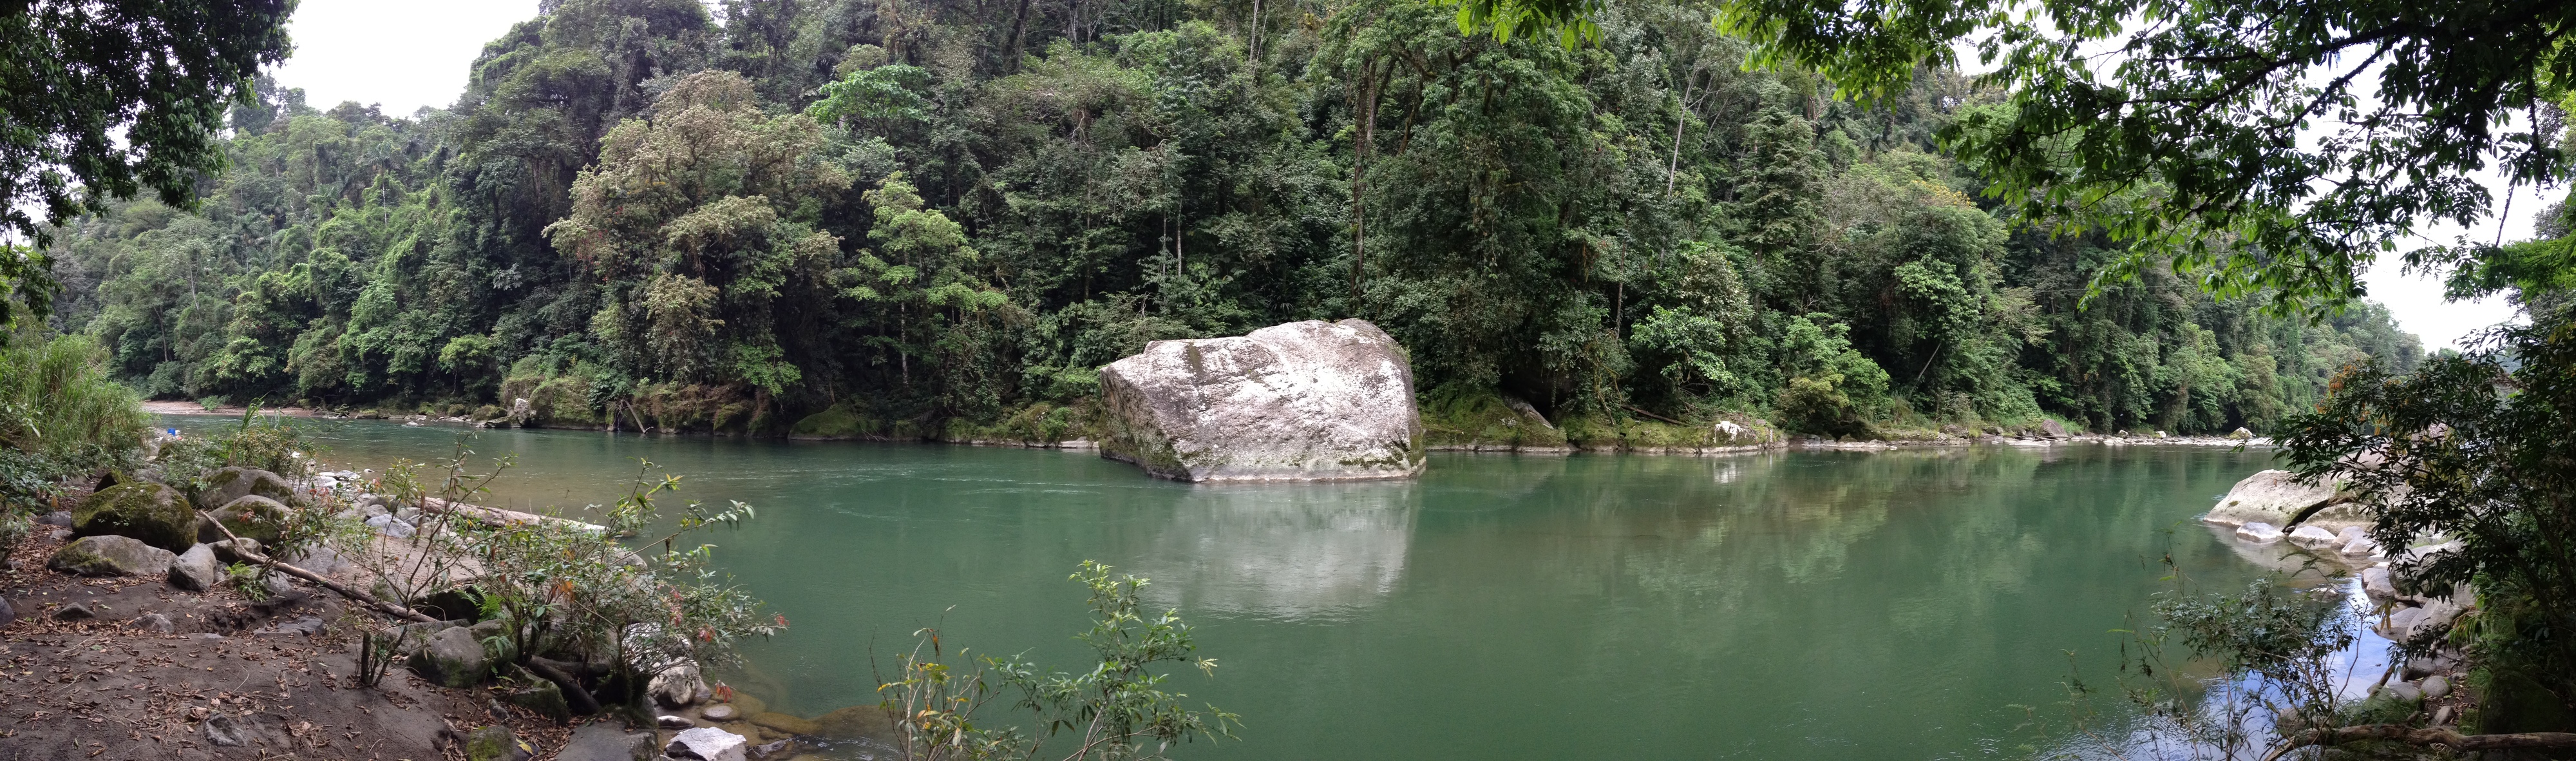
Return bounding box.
[199,494,291,544]
[196,467,293,510]
[812,704,896,740]
[49,534,178,577]
[463,725,532,761]
[1419,387,1569,450]
[72,481,198,551]
[790,400,881,439]
[748,711,820,736]
[498,666,571,723]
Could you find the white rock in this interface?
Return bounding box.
[2204,470,2341,527]
[665,727,748,761]
[365,514,415,538]
[2363,566,2398,600]
[2287,525,2342,548]
[2235,522,2285,544]
[1097,319,1425,482]
[650,659,706,707]
[2340,536,2380,557]
[658,715,697,729]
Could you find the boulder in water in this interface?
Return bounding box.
[2203,470,2340,528]
[2287,525,2342,548]
[2234,521,2284,544]
[1099,319,1424,482]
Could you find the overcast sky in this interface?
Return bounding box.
[267,0,2546,351]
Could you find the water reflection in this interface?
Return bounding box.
[1136,481,1420,621]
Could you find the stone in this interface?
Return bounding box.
[129,613,175,633]
[409,625,492,687]
[196,467,294,510]
[258,615,325,636]
[812,705,895,740]
[2287,525,2342,548]
[732,692,768,716]
[464,724,535,761]
[203,713,254,747]
[2423,674,2452,699]
[750,740,791,758]
[380,619,463,654]
[2202,470,2342,528]
[2380,681,2424,702]
[2363,566,2398,600]
[199,495,292,544]
[366,514,417,537]
[0,595,14,627]
[71,482,196,551]
[660,715,699,729]
[1097,319,1425,482]
[559,723,657,761]
[55,602,97,621]
[2038,418,2069,437]
[2340,536,2380,557]
[262,570,293,597]
[2387,606,2425,635]
[652,659,708,706]
[208,537,263,563]
[701,703,741,722]
[2406,598,2468,639]
[38,510,72,526]
[49,535,178,576]
[2230,427,2255,439]
[748,711,820,736]
[500,668,571,722]
[667,727,750,761]
[169,543,222,591]
[2234,521,2284,544]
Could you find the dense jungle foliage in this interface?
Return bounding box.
[35,0,2423,440]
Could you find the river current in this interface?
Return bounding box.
[169,417,2290,760]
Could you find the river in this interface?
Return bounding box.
[166,417,2294,760]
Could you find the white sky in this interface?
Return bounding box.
[265,1,2550,351]
[270,0,541,116]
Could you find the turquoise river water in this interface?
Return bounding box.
[167,418,2291,760]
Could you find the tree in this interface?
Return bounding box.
[1715,0,2576,311]
[0,0,292,322]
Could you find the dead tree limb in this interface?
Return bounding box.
[198,509,436,623]
[2268,725,2576,760]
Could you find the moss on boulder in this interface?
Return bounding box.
[49,535,178,577]
[196,467,293,510]
[72,482,198,551]
[199,494,291,544]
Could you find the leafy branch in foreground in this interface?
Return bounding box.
[880,561,1238,761]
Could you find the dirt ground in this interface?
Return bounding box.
[1,530,582,761]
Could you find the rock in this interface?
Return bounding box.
[49,534,178,576]
[2363,566,2398,600]
[2287,525,2342,548]
[196,467,294,510]
[464,724,535,761]
[169,543,222,591]
[71,482,197,551]
[559,723,657,761]
[2338,526,2367,544]
[652,659,708,706]
[199,495,292,544]
[667,727,750,761]
[37,510,72,526]
[500,668,571,722]
[257,615,325,635]
[732,692,768,716]
[202,713,254,747]
[0,595,14,627]
[812,705,895,740]
[660,715,699,729]
[2423,674,2452,699]
[366,514,417,537]
[208,537,263,563]
[2038,419,2069,438]
[2404,656,2440,680]
[2380,681,2424,702]
[2406,598,2468,639]
[749,711,820,736]
[409,625,492,687]
[2387,605,2425,635]
[379,619,463,653]
[1097,318,1425,482]
[2234,521,2284,544]
[261,570,294,597]
[2230,427,2255,439]
[2202,470,2341,528]
[701,703,741,722]
[751,740,791,758]
[55,602,97,621]
[46,528,70,541]
[129,613,175,633]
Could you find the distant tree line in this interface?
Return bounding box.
[35,0,2421,436]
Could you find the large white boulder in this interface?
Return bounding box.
[1098,319,1425,482]
[2203,470,2341,527]
[665,727,747,761]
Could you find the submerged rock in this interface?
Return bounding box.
[1098,319,1425,482]
[2234,522,2285,544]
[2203,470,2341,528]
[49,535,178,577]
[2287,525,2342,548]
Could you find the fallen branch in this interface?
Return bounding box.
[1624,405,1690,427]
[197,510,437,624]
[419,497,606,534]
[2267,725,2576,760]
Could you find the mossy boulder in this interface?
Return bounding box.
[196,467,294,510]
[464,725,533,761]
[408,625,493,688]
[748,711,819,736]
[50,535,178,577]
[198,494,291,544]
[499,666,571,723]
[72,482,198,551]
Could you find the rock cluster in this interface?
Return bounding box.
[1098,319,1425,482]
